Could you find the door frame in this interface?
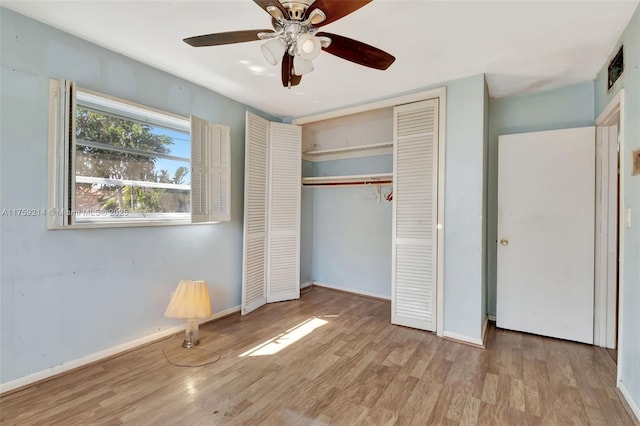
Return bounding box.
[594,90,625,378]
[594,124,618,349]
[293,87,447,337]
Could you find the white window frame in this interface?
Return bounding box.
[47,79,230,229]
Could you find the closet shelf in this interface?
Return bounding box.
[302,142,393,162]
[302,173,393,187]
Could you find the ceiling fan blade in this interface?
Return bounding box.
[281,53,302,87]
[307,0,373,27]
[183,29,273,47]
[316,32,395,70]
[254,0,289,21]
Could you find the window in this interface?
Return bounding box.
[48,80,230,228]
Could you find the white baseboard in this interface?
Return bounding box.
[618,380,640,422]
[443,330,485,348]
[300,281,313,289]
[311,282,390,301]
[488,314,496,321]
[0,305,240,395]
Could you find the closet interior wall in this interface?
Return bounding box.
[300,108,395,299]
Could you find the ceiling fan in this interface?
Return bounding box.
[183,0,395,88]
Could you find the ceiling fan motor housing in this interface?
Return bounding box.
[280,0,315,21]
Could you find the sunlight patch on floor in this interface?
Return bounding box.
[239,317,328,357]
[184,377,197,401]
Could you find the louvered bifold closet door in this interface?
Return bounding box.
[267,123,301,303]
[392,99,439,331]
[242,112,269,314]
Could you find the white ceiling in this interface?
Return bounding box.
[2,0,638,120]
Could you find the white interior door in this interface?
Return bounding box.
[267,123,301,303]
[242,112,269,314]
[391,99,439,331]
[497,127,595,344]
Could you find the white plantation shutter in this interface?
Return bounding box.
[211,124,231,221]
[392,99,439,331]
[191,116,207,222]
[191,115,231,223]
[266,123,301,303]
[242,112,269,314]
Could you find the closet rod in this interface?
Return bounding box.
[302,180,392,188]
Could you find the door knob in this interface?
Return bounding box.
[500,239,509,246]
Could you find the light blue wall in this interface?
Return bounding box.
[0,9,278,385]
[313,156,393,177]
[595,3,640,415]
[486,82,595,317]
[307,156,393,297]
[442,73,487,340]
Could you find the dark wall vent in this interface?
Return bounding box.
[608,46,624,91]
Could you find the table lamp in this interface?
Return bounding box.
[164,280,212,348]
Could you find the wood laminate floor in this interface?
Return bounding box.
[1,287,637,425]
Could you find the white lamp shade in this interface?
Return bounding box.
[164,280,212,319]
[297,33,321,61]
[261,39,286,66]
[294,55,314,76]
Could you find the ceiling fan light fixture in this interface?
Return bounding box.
[318,36,332,49]
[297,33,321,61]
[261,38,286,66]
[293,55,314,76]
[266,5,285,22]
[307,8,326,25]
[302,39,314,54]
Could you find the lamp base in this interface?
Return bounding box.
[182,318,200,349]
[182,338,200,348]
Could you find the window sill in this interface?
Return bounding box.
[46,219,221,230]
